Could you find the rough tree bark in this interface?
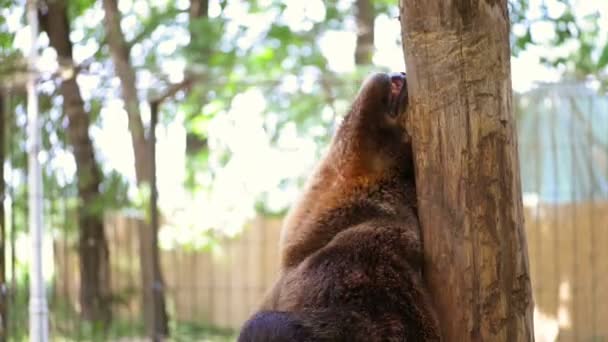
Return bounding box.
[354,0,375,65]
[399,1,535,341]
[101,0,168,337]
[40,0,111,325]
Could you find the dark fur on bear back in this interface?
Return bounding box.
[238,73,441,341]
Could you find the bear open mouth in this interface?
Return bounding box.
[389,72,408,116]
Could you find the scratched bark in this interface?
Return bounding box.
[399,1,535,341]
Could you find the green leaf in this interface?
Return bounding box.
[68,0,97,20]
[267,24,293,42]
[598,42,608,70]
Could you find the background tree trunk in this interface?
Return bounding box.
[101,0,169,338]
[189,0,209,21]
[399,1,535,341]
[0,91,7,340]
[40,0,111,326]
[184,0,209,155]
[354,0,375,66]
[101,0,151,184]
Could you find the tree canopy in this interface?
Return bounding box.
[0,0,605,243]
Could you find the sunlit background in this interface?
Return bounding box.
[1,0,607,340]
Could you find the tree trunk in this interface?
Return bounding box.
[141,100,164,340]
[101,0,168,337]
[355,0,375,65]
[184,0,209,155]
[399,1,534,341]
[40,0,111,325]
[0,91,7,340]
[189,0,209,19]
[101,0,151,184]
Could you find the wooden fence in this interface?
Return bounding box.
[53,201,608,341]
[53,215,283,331]
[524,201,608,342]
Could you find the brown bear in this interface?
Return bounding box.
[238,72,441,341]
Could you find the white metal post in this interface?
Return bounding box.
[26,0,49,340]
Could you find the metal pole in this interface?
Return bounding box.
[26,0,49,340]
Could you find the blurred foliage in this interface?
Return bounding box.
[0,0,604,242]
[510,0,608,87]
[0,1,23,87]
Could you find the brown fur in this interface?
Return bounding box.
[239,73,441,341]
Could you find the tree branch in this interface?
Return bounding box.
[127,7,187,50]
[149,77,194,106]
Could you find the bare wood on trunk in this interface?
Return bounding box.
[399,1,535,341]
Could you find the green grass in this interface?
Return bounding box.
[169,321,236,342]
[9,320,236,342]
[8,301,236,342]
[7,283,236,341]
